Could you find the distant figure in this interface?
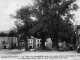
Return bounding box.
[18,43,22,50]
[4,45,6,49]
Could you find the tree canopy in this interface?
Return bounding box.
[29,0,78,49]
[11,0,78,50]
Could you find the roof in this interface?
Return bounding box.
[77,25,80,29]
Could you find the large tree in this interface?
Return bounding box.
[12,6,35,51]
[29,0,78,50]
[11,0,78,50]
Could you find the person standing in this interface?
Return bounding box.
[18,43,22,50]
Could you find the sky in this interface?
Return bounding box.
[0,0,80,32]
[0,0,33,32]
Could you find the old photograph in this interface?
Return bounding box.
[0,0,80,60]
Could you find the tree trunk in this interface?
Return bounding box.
[24,39,28,51]
[11,37,13,49]
[40,37,46,50]
[23,35,28,51]
[52,38,59,51]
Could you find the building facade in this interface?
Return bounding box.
[0,37,17,49]
[76,25,80,46]
[45,38,52,49]
[27,38,41,49]
[18,36,53,49]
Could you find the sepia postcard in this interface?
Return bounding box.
[0,0,80,60]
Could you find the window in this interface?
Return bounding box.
[37,40,40,43]
[37,44,39,47]
[31,40,33,42]
[29,43,30,45]
[38,40,39,42]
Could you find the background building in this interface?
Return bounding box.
[45,38,52,49]
[27,37,41,49]
[0,37,17,49]
[76,25,80,47]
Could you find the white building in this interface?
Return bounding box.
[45,38,52,49]
[27,37,41,49]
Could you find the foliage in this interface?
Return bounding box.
[8,30,16,37]
[11,0,78,50]
[11,6,36,51]
[0,32,8,37]
[29,0,78,50]
[31,0,78,40]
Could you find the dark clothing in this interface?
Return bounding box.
[18,44,22,50]
[4,45,6,49]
